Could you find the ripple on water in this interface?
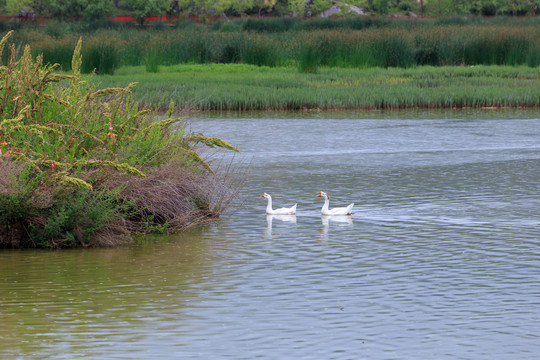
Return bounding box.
[2,114,540,359]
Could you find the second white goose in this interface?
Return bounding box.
[317,191,354,216]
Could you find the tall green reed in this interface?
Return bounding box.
[81,36,119,74]
[298,44,319,73]
[145,50,161,73]
[3,20,540,70]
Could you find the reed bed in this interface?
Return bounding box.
[229,16,540,32]
[90,64,540,111]
[2,21,540,71]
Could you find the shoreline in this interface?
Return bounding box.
[160,105,539,114]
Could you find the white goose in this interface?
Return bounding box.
[317,191,355,216]
[261,193,297,215]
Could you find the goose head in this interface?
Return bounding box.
[261,192,271,200]
[317,191,329,199]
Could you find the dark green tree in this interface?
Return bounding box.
[31,0,112,20]
[119,0,169,25]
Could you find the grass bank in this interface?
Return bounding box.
[0,32,239,249]
[88,64,540,111]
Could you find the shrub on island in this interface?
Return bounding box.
[0,31,239,248]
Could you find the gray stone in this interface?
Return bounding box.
[319,2,367,17]
[319,6,342,17]
[347,5,366,15]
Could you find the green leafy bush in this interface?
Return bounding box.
[28,189,131,248]
[399,2,411,11]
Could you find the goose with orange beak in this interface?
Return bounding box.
[317,191,354,216]
[261,193,297,215]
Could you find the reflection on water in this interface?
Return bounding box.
[0,232,221,359]
[267,214,297,224]
[320,215,354,240]
[265,214,297,237]
[2,110,540,359]
[321,215,353,226]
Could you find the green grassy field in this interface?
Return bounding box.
[88,64,540,111]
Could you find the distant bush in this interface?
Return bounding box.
[242,18,299,32]
[298,44,319,73]
[399,2,411,11]
[212,20,242,32]
[218,35,243,63]
[145,50,161,72]
[81,37,119,74]
[242,38,278,66]
[526,43,540,67]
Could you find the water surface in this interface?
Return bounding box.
[1,110,539,359]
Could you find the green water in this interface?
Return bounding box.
[2,110,540,359]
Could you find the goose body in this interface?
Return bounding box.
[317,191,354,216]
[261,193,297,215]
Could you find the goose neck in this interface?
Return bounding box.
[322,196,330,211]
[266,196,273,212]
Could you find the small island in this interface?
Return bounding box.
[0,31,239,248]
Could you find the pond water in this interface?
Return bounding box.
[1,110,540,359]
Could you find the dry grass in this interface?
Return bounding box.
[0,149,241,249]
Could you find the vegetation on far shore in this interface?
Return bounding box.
[0,31,239,249]
[2,17,540,75]
[88,63,540,111]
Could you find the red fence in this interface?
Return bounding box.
[112,15,168,22]
[0,14,171,24]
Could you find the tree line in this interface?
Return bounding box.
[1,0,539,24]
